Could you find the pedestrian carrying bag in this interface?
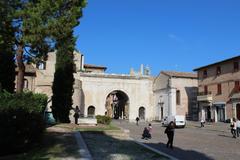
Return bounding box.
[164,127,168,134]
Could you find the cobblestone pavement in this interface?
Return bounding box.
[112,120,240,160]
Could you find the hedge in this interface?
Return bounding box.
[0,91,48,155]
[96,115,112,125]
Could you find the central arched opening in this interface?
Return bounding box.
[105,90,129,119]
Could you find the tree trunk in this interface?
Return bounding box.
[16,44,25,93]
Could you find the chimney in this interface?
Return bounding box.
[130,68,134,76]
[140,64,144,75]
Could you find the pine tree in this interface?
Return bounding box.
[0,0,86,122]
[51,0,86,123]
[0,1,17,93]
[14,0,56,93]
[52,33,75,123]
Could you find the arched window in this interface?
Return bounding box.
[139,107,145,120]
[88,106,95,117]
[176,90,181,105]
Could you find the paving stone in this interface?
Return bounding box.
[112,120,240,160]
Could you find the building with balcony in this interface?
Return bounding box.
[194,55,240,122]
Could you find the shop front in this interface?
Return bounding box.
[213,102,226,122]
[231,93,240,120]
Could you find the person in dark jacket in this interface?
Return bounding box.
[164,121,175,149]
[73,106,80,124]
[142,127,151,139]
[136,117,140,126]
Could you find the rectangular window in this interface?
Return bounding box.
[235,81,240,92]
[234,62,239,71]
[204,86,208,95]
[24,79,28,89]
[36,61,46,70]
[203,69,207,78]
[217,84,222,95]
[176,90,181,105]
[216,66,221,75]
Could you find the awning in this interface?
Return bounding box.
[199,101,212,107]
[213,102,226,105]
[230,93,240,100]
[213,102,225,108]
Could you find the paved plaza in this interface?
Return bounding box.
[112,120,240,160]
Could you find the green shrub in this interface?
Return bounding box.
[96,115,112,125]
[0,91,48,155]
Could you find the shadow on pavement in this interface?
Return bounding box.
[81,131,169,160]
[218,134,234,139]
[145,142,214,160]
[81,130,215,160]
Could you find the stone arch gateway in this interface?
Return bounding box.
[77,72,154,122]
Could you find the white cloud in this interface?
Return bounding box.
[168,34,184,43]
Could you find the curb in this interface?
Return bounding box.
[117,126,178,160]
[130,137,179,160]
[74,131,93,160]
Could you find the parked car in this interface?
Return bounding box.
[162,115,186,128]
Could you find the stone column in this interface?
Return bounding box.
[70,79,82,123]
[168,88,176,116]
[73,79,81,107]
[233,102,237,118]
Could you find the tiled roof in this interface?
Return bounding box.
[84,64,107,70]
[193,55,240,71]
[161,71,197,78]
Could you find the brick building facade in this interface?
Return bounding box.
[194,56,240,122]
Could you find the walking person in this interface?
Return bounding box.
[200,118,205,128]
[164,121,175,149]
[230,118,237,138]
[136,117,139,126]
[236,118,240,137]
[73,106,80,125]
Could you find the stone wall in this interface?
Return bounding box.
[79,73,154,121]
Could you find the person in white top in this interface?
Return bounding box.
[200,118,205,127]
[236,118,240,137]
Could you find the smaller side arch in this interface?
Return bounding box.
[139,106,146,120]
[87,105,95,117]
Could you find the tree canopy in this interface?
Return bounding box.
[0,0,86,122]
[11,0,86,93]
[51,0,86,123]
[0,0,18,93]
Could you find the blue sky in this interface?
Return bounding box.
[74,0,240,76]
